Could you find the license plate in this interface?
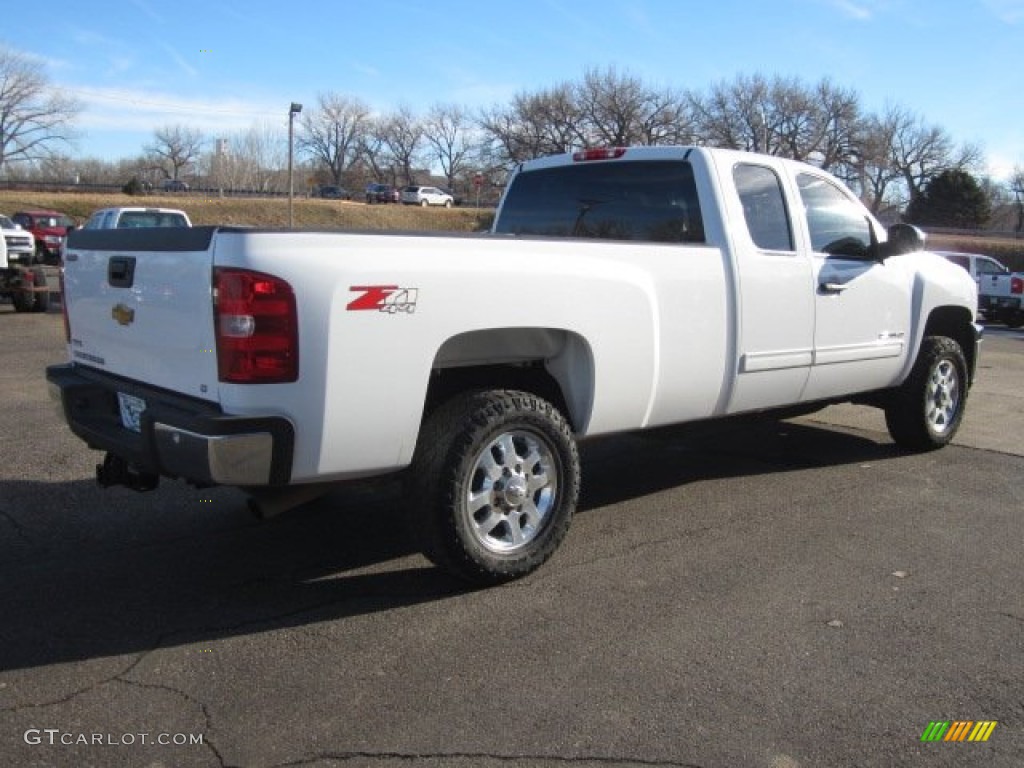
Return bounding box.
[117,392,146,433]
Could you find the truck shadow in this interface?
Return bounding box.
[0,418,899,673]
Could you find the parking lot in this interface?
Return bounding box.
[1,305,1021,767]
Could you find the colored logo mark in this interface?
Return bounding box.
[921,721,997,742]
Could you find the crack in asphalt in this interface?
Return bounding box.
[0,652,148,714]
[998,611,1024,624]
[268,751,705,767]
[112,676,227,768]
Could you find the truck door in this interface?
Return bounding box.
[796,172,913,402]
[727,162,815,413]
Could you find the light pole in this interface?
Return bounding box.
[288,102,303,228]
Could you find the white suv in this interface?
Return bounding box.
[400,186,454,208]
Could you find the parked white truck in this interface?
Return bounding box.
[48,146,980,583]
[938,251,1024,328]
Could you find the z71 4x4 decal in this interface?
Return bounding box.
[347,285,419,314]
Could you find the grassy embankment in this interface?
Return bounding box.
[2,190,1022,270]
[0,191,494,233]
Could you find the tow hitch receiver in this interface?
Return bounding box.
[96,453,159,492]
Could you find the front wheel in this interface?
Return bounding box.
[406,390,580,584]
[884,336,967,451]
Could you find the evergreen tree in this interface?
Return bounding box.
[906,169,991,228]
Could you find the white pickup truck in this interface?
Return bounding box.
[938,251,1024,328]
[48,146,980,583]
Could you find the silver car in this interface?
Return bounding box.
[400,186,454,208]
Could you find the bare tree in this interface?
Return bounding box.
[145,124,204,180]
[423,103,472,190]
[689,74,861,167]
[885,105,981,205]
[0,45,81,168]
[207,122,286,191]
[478,82,583,167]
[298,92,370,186]
[576,66,694,146]
[689,75,770,153]
[357,127,390,183]
[848,111,903,213]
[379,105,423,186]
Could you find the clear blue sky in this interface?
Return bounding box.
[12,0,1024,179]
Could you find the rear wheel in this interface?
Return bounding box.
[1005,312,1024,329]
[884,336,967,451]
[407,390,580,584]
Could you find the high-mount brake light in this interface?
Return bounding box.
[572,147,627,162]
[213,268,298,383]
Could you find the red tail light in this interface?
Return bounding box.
[214,268,298,383]
[572,147,627,162]
[1012,276,1023,295]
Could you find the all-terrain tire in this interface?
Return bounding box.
[884,336,968,451]
[406,390,580,584]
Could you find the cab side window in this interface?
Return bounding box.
[797,173,872,258]
[733,164,793,251]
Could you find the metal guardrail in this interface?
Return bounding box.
[0,179,290,198]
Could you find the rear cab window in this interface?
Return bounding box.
[733,164,793,251]
[117,211,189,228]
[494,160,705,244]
[977,257,1008,276]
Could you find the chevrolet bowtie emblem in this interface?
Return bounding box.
[112,303,135,326]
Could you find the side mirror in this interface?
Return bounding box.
[882,223,926,258]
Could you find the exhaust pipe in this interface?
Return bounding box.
[96,453,159,492]
[246,482,335,519]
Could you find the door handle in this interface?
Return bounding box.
[820,282,848,294]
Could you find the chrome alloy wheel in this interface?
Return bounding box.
[926,358,961,435]
[464,430,558,554]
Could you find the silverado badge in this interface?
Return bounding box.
[112,303,135,326]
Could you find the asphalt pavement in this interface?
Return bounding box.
[1,306,1021,768]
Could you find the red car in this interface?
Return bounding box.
[12,209,76,264]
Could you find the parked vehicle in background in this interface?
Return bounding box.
[11,209,74,265]
[365,183,399,204]
[938,250,1024,328]
[314,185,351,200]
[400,186,454,208]
[0,214,48,312]
[160,179,189,192]
[83,208,192,229]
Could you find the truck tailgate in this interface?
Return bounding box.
[62,227,221,400]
